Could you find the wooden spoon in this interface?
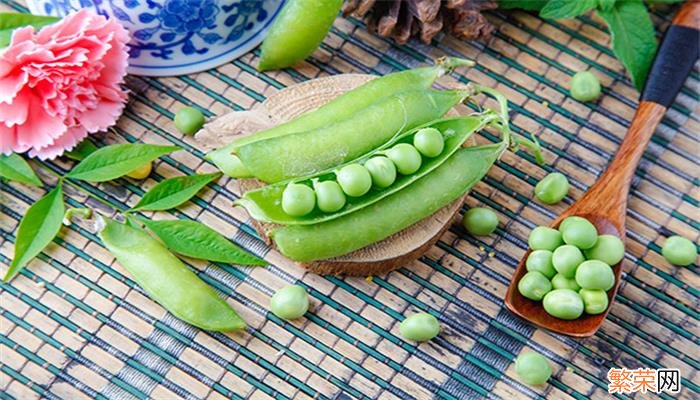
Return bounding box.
[504,1,700,337]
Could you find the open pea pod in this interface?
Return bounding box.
[235,114,497,225]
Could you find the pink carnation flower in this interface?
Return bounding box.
[0,9,130,159]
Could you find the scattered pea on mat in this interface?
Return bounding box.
[270,285,309,320]
[462,207,499,236]
[174,106,205,135]
[399,312,440,342]
[662,235,697,266]
[125,162,152,180]
[569,71,601,102]
[534,172,569,205]
[515,352,552,386]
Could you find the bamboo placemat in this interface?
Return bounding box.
[1,1,698,399]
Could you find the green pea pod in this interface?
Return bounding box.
[207,57,475,175]
[270,143,506,262]
[236,114,497,225]
[236,88,472,183]
[98,217,246,331]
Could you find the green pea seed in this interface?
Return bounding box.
[364,156,397,188]
[552,244,585,278]
[542,289,584,320]
[534,172,569,205]
[399,312,440,342]
[462,207,498,236]
[559,216,598,249]
[528,226,564,251]
[518,271,552,301]
[569,71,601,102]
[661,235,697,266]
[550,273,581,291]
[579,288,609,315]
[282,183,316,216]
[387,143,422,175]
[270,285,309,320]
[314,180,346,213]
[337,164,372,197]
[575,260,615,291]
[584,234,625,266]
[413,127,444,158]
[526,250,556,279]
[174,106,205,135]
[515,352,552,386]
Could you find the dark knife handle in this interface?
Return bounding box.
[641,1,700,108]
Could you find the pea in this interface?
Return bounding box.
[584,234,625,266]
[336,164,372,197]
[534,172,569,205]
[550,273,580,291]
[526,250,556,279]
[270,285,309,320]
[661,235,697,266]
[542,289,584,320]
[569,71,601,102]
[552,244,584,278]
[515,352,552,386]
[399,312,440,342]
[126,162,152,180]
[579,288,609,315]
[413,127,444,157]
[364,156,397,188]
[528,226,564,251]
[174,106,205,135]
[282,183,316,216]
[559,216,598,249]
[462,207,498,236]
[575,260,615,291]
[518,271,552,301]
[387,143,422,175]
[314,180,346,213]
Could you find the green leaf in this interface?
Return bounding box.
[64,139,98,161]
[598,0,616,11]
[142,219,266,266]
[540,0,597,18]
[0,13,59,48]
[4,185,64,281]
[498,0,548,10]
[598,0,657,91]
[0,153,42,186]
[131,172,221,211]
[66,143,180,182]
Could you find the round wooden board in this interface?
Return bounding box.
[197,74,473,276]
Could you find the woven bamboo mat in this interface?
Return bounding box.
[1,1,698,399]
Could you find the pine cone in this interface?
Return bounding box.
[343,0,496,45]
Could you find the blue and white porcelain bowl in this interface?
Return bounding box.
[26,0,284,76]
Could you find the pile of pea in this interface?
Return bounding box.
[281,127,446,216]
[518,216,624,320]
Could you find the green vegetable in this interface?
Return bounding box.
[579,288,609,314]
[99,218,246,331]
[0,13,59,48]
[364,157,397,188]
[584,234,625,266]
[552,244,584,278]
[462,207,499,236]
[174,106,205,135]
[313,180,346,213]
[282,183,316,216]
[413,127,445,158]
[269,285,309,320]
[518,271,552,301]
[4,186,64,282]
[569,71,602,102]
[526,250,556,279]
[131,173,221,211]
[559,216,598,249]
[550,273,580,291]
[66,144,180,182]
[386,143,423,175]
[542,289,584,320]
[515,352,552,385]
[528,226,564,251]
[575,260,615,290]
[64,139,98,161]
[336,164,372,197]
[399,312,440,342]
[540,0,597,19]
[258,0,343,71]
[534,172,569,204]
[661,235,697,266]
[0,153,42,186]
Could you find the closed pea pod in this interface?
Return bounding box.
[98,217,245,331]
